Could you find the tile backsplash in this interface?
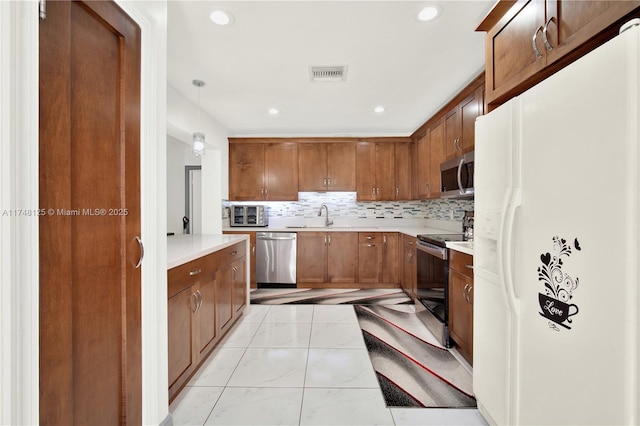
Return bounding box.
[223,192,473,222]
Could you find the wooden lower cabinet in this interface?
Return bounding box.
[448,250,474,365]
[224,231,256,288]
[168,242,247,402]
[297,232,358,286]
[401,235,417,299]
[358,232,399,285]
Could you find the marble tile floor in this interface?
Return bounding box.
[169,304,488,426]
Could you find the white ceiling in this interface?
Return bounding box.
[167,1,494,137]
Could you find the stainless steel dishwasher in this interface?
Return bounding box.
[256,232,297,288]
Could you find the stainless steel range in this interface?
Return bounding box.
[414,233,467,347]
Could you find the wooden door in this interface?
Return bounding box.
[216,265,234,334]
[394,143,412,200]
[197,272,218,360]
[39,1,141,424]
[232,257,247,314]
[448,270,473,364]
[376,143,396,201]
[265,143,298,201]
[545,0,640,66]
[356,142,377,201]
[327,232,358,284]
[382,233,399,284]
[229,143,265,200]
[327,143,356,191]
[298,143,327,191]
[296,232,328,284]
[428,120,445,198]
[416,133,431,199]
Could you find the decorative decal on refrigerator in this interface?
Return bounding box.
[537,236,582,331]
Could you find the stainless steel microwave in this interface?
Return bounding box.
[440,151,474,198]
[230,205,268,227]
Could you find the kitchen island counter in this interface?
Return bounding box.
[167,233,249,269]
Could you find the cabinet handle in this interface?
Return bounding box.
[468,286,473,304]
[196,290,203,311]
[465,264,474,270]
[532,25,544,58]
[190,292,198,313]
[324,236,327,245]
[366,244,376,247]
[463,284,470,303]
[252,245,256,256]
[231,250,238,256]
[327,178,331,187]
[383,235,387,244]
[232,266,238,281]
[189,268,202,276]
[542,17,554,51]
[366,236,374,240]
[328,235,331,245]
[372,187,376,195]
[323,178,327,187]
[134,236,144,269]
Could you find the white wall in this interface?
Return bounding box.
[166,135,201,234]
[167,84,229,234]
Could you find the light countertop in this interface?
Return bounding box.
[446,241,474,256]
[167,234,249,269]
[224,225,452,238]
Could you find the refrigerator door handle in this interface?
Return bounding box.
[498,187,522,315]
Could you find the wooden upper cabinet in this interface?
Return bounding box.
[415,133,430,200]
[444,108,461,159]
[229,143,265,201]
[298,143,356,191]
[356,142,404,201]
[394,142,412,200]
[428,121,445,198]
[479,0,640,107]
[265,143,298,201]
[229,142,298,201]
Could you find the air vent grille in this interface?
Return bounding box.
[309,65,347,82]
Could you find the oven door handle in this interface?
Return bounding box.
[417,242,446,260]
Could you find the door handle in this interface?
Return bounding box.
[532,25,544,58]
[542,17,555,51]
[189,268,202,276]
[134,236,144,268]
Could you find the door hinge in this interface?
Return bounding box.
[39,0,46,20]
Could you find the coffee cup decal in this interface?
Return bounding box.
[537,237,581,330]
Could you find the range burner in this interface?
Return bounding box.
[417,233,467,248]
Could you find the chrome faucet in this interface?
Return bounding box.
[318,204,333,227]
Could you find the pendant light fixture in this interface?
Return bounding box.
[192,79,206,158]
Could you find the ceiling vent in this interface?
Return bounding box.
[309,65,348,82]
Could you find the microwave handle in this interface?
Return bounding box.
[456,157,465,194]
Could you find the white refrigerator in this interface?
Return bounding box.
[473,21,640,425]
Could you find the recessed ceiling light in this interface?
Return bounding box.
[210,10,234,26]
[417,5,442,22]
[374,106,385,113]
[268,108,280,115]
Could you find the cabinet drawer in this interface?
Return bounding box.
[449,250,473,277]
[402,235,416,248]
[168,252,218,298]
[218,242,245,265]
[358,232,382,243]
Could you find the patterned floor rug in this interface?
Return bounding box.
[250,288,412,305]
[354,305,476,408]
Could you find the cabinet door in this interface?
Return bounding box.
[486,0,546,104]
[216,265,234,334]
[358,233,384,283]
[229,143,265,200]
[460,92,481,152]
[232,257,247,315]
[168,286,197,389]
[428,120,445,197]
[416,133,431,199]
[444,107,461,158]
[382,233,399,284]
[376,143,396,201]
[297,232,328,284]
[328,232,358,283]
[265,143,298,201]
[545,0,640,66]
[327,143,357,191]
[298,143,327,191]
[196,273,218,361]
[394,143,412,200]
[356,142,377,201]
[449,270,473,365]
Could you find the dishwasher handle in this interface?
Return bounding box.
[257,236,297,241]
